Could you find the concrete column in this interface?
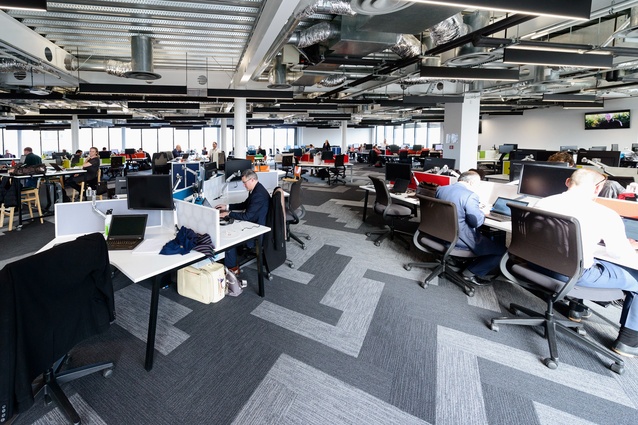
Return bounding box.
[220,118,228,154]
[341,121,347,152]
[443,93,480,172]
[234,98,247,158]
[71,115,80,152]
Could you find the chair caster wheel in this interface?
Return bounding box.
[102,368,113,378]
[543,358,558,369]
[419,282,428,289]
[611,363,625,375]
[404,265,412,271]
[288,263,295,269]
[268,273,273,281]
[508,307,519,316]
[365,232,371,237]
[374,241,381,246]
[489,322,499,332]
[301,245,306,250]
[466,289,475,297]
[305,236,311,240]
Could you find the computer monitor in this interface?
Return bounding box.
[293,148,303,157]
[224,158,252,182]
[127,175,174,210]
[98,150,111,159]
[422,157,456,171]
[591,146,607,151]
[52,152,66,160]
[509,149,544,161]
[508,160,569,182]
[321,150,334,160]
[71,154,81,166]
[385,163,412,182]
[433,144,443,151]
[559,145,578,152]
[498,144,517,154]
[576,150,621,167]
[364,143,373,150]
[632,143,638,153]
[518,163,575,198]
[124,148,136,156]
[181,153,189,160]
[204,162,218,180]
[412,145,423,151]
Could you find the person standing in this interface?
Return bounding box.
[535,168,638,357]
[435,170,506,285]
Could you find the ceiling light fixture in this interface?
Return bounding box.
[0,0,46,11]
[420,66,520,81]
[563,102,605,110]
[407,0,591,20]
[542,94,598,102]
[503,48,613,69]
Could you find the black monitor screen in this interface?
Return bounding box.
[127,175,174,210]
[124,148,136,155]
[204,162,218,180]
[509,160,569,182]
[518,164,574,198]
[321,150,334,160]
[52,152,66,160]
[293,148,303,157]
[224,158,252,182]
[385,163,412,182]
[422,157,456,171]
[412,145,423,151]
[576,150,621,167]
[364,144,373,150]
[559,145,578,152]
[499,144,517,154]
[98,150,111,159]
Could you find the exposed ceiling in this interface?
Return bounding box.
[1,0,638,129]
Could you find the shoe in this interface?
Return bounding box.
[611,340,638,357]
[568,308,592,323]
[463,275,492,286]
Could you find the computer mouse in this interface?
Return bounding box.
[220,216,234,225]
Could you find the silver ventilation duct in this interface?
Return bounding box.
[391,34,421,58]
[0,59,41,73]
[289,22,340,48]
[430,14,467,47]
[65,56,132,77]
[441,11,499,67]
[124,35,161,80]
[319,74,347,87]
[296,0,355,19]
[268,55,292,89]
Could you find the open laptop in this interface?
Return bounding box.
[106,214,148,250]
[390,178,410,194]
[49,162,65,172]
[486,197,529,222]
[622,216,638,243]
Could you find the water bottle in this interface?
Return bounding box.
[104,209,113,237]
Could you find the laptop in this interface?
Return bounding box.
[390,178,410,194]
[486,197,529,222]
[49,163,64,172]
[106,214,148,250]
[622,217,638,242]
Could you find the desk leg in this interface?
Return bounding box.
[256,237,265,297]
[15,178,23,228]
[362,190,369,222]
[144,275,162,371]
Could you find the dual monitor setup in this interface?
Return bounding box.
[500,144,627,167]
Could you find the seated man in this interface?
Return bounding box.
[435,170,506,285]
[70,149,83,166]
[66,147,100,198]
[535,168,638,357]
[215,169,270,275]
[20,147,42,188]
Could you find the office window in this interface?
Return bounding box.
[174,129,189,151]
[393,125,404,147]
[141,128,158,154]
[3,129,18,157]
[77,128,93,152]
[225,127,234,152]
[260,128,274,155]
[403,123,415,147]
[21,129,41,155]
[203,127,218,151]
[415,123,427,147]
[124,128,142,152]
[247,128,260,150]
[108,128,123,153]
[158,127,173,152]
[93,128,110,151]
[427,124,441,148]
[188,129,204,153]
[41,130,58,156]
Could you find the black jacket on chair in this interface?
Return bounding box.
[263,186,287,273]
[0,233,115,420]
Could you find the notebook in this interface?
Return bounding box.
[486,197,529,222]
[106,214,148,250]
[390,178,410,194]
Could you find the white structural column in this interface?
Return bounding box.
[71,115,80,153]
[341,121,348,153]
[443,93,480,172]
[221,118,228,154]
[234,98,247,159]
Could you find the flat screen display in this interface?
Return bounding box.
[224,158,252,182]
[421,157,456,171]
[518,164,574,198]
[576,150,621,167]
[509,160,569,182]
[585,110,630,129]
[385,163,412,182]
[127,175,174,210]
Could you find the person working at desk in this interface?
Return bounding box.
[172,145,182,159]
[534,168,638,357]
[22,147,41,166]
[215,169,270,275]
[3,149,14,158]
[65,147,100,199]
[435,170,506,285]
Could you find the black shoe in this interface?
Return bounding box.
[463,275,492,286]
[568,308,592,323]
[611,340,638,357]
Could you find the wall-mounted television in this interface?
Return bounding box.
[585,110,630,130]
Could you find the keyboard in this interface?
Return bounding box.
[487,212,511,222]
[107,239,141,250]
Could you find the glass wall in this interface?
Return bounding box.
[141,129,158,154]
[2,130,18,157]
[41,130,58,156]
[93,128,110,152]
[158,128,173,153]
[109,128,123,154]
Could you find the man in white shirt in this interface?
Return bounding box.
[535,168,638,357]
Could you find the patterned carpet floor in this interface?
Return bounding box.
[3,162,637,425]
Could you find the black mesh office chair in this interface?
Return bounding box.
[281,154,294,178]
[489,204,624,374]
[404,195,478,296]
[398,150,410,164]
[365,176,413,249]
[328,154,346,185]
[0,233,116,424]
[151,152,171,175]
[107,155,125,179]
[286,179,311,250]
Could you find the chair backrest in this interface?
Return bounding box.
[388,144,400,153]
[288,178,303,211]
[399,150,408,159]
[415,194,459,245]
[110,156,124,167]
[369,175,390,208]
[282,154,294,167]
[334,154,345,167]
[507,204,583,281]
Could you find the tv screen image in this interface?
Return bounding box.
[127,175,174,210]
[585,110,630,130]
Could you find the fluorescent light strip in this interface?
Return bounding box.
[503,48,612,69]
[406,0,591,20]
[543,94,598,102]
[420,66,519,81]
[563,102,605,109]
[506,45,611,55]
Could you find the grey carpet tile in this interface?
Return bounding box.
[533,402,599,425]
[468,284,502,312]
[114,284,192,356]
[481,382,540,425]
[30,393,107,425]
[232,354,430,425]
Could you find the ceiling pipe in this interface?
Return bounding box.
[296,0,355,18]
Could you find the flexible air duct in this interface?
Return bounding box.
[296,0,355,19]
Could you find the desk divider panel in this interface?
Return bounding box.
[476,180,520,206]
[174,199,221,249]
[54,199,166,238]
[203,173,224,203]
[413,171,456,187]
[595,197,638,219]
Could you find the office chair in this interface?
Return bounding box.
[404,195,478,296]
[264,186,294,273]
[365,176,412,250]
[73,169,103,202]
[107,155,125,179]
[398,150,410,165]
[0,233,116,424]
[489,204,625,374]
[328,154,347,185]
[286,179,311,250]
[151,152,171,175]
[388,144,400,154]
[281,154,294,178]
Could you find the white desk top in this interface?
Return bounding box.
[359,184,420,206]
[298,161,353,168]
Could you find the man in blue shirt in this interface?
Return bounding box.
[216,169,270,275]
[435,170,506,285]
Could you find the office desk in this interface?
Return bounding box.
[359,184,419,222]
[40,222,270,371]
[485,174,510,183]
[297,161,354,182]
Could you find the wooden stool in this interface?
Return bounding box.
[73,169,103,202]
[21,187,44,224]
[0,203,15,231]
